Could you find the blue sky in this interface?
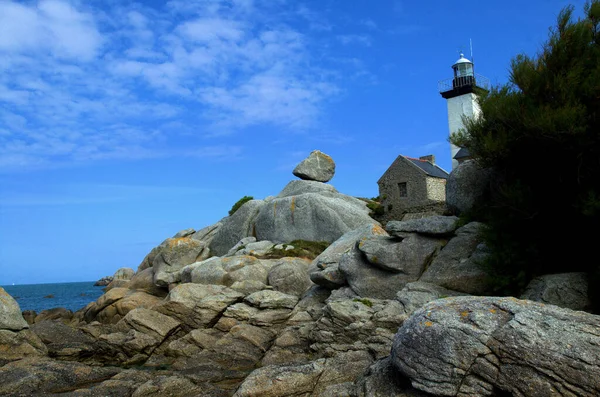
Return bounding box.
[0,0,588,284]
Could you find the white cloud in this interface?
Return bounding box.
[178,18,245,42]
[0,0,347,172]
[0,0,103,60]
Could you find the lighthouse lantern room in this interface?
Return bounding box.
[439,52,489,169]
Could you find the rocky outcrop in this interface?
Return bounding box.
[446,160,491,215]
[209,200,265,257]
[235,351,372,397]
[392,296,600,396]
[386,215,459,237]
[521,272,591,311]
[153,236,210,287]
[339,233,444,299]
[254,180,376,244]
[155,284,244,329]
[292,150,336,182]
[137,224,220,273]
[419,222,492,295]
[6,146,598,397]
[311,297,405,359]
[0,357,121,396]
[310,223,386,289]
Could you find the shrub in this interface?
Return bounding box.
[228,196,254,216]
[366,201,385,217]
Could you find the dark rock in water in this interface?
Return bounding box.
[94,276,113,286]
[43,294,55,299]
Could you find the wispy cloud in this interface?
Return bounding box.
[360,19,378,30]
[336,34,372,47]
[0,0,346,172]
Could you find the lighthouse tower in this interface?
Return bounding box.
[439,53,489,169]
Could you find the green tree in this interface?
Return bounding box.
[228,196,254,216]
[452,1,600,306]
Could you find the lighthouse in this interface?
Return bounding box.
[439,52,489,169]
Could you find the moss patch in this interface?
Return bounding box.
[257,240,330,260]
[353,298,373,308]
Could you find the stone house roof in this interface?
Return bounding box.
[405,157,450,179]
[378,155,449,183]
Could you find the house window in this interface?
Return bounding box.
[398,182,407,197]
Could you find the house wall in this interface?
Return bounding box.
[378,157,430,220]
[426,177,447,202]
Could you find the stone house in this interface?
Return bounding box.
[377,155,449,220]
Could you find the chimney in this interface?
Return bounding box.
[419,155,435,164]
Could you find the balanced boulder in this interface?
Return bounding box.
[292,150,335,182]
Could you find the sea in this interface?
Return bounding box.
[1,281,105,313]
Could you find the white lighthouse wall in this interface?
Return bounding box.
[446,92,481,169]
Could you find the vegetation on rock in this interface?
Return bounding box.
[451,1,600,308]
[258,240,330,260]
[228,196,254,216]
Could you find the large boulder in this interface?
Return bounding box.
[392,296,600,396]
[292,150,336,182]
[521,272,591,312]
[152,236,210,286]
[446,160,492,215]
[83,288,163,324]
[155,284,243,329]
[267,257,313,296]
[386,215,459,237]
[137,223,220,272]
[209,199,266,257]
[357,234,445,273]
[254,181,376,244]
[0,287,29,331]
[0,329,47,365]
[310,224,387,289]
[128,267,168,297]
[180,256,270,290]
[339,234,443,299]
[418,222,492,295]
[115,308,181,341]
